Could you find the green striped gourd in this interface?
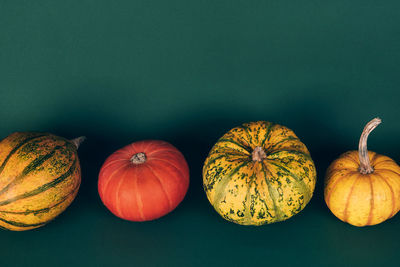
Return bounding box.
[0,132,84,231]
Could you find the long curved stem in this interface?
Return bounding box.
[358,118,381,174]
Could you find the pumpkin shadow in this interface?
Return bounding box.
[149,96,344,220]
[43,106,247,219]
[41,85,386,226]
[40,110,148,223]
[266,91,349,215]
[163,90,356,221]
[149,108,257,218]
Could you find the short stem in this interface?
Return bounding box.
[131,152,147,164]
[71,136,86,149]
[358,118,381,174]
[252,146,267,162]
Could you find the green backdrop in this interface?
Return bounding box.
[1,1,399,266]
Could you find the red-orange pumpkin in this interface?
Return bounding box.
[98,140,189,221]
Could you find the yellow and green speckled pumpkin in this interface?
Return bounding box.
[203,121,317,225]
[0,132,84,231]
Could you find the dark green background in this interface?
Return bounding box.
[1,1,399,266]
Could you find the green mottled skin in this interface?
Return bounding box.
[203,121,317,225]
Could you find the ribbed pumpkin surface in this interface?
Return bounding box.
[98,140,189,222]
[203,121,316,225]
[0,132,81,231]
[325,151,400,226]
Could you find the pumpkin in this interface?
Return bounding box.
[324,118,400,226]
[98,140,189,221]
[203,121,316,225]
[0,132,84,231]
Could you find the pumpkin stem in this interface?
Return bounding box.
[252,146,267,162]
[131,152,147,164]
[358,118,381,174]
[71,136,86,149]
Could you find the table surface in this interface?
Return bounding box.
[1,1,400,266]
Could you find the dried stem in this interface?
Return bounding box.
[131,152,147,164]
[252,146,267,162]
[71,136,86,149]
[358,118,381,174]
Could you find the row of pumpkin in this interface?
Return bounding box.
[0,118,399,231]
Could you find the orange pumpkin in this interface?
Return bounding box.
[98,140,189,222]
[324,118,400,226]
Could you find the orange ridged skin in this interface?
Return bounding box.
[325,151,400,226]
[0,132,81,231]
[325,118,400,227]
[98,140,189,222]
